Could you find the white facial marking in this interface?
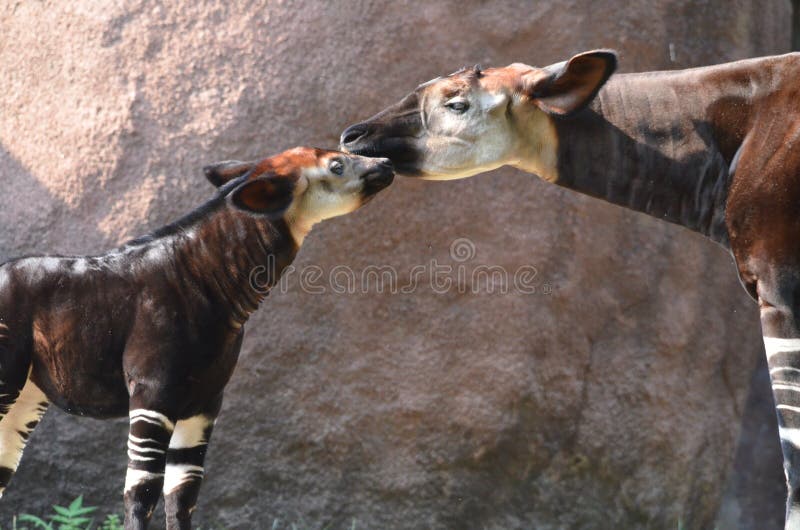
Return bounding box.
[124,469,164,493]
[163,464,205,494]
[169,415,212,449]
[129,409,175,431]
[764,337,800,361]
[0,376,48,472]
[285,163,364,245]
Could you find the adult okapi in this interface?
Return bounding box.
[0,147,393,530]
[341,50,800,528]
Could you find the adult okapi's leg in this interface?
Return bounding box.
[163,407,218,530]
[124,405,175,530]
[758,267,800,529]
[0,376,49,497]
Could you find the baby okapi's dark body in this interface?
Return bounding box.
[0,205,291,419]
[0,146,393,530]
[341,51,800,528]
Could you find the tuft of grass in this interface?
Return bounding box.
[3,496,359,530]
[2,496,120,530]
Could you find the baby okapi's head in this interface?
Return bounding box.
[340,50,617,181]
[204,147,394,243]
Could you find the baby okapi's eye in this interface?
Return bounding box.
[329,159,344,175]
[445,99,469,113]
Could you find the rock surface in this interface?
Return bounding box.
[0,1,792,528]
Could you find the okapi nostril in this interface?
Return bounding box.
[340,125,367,146]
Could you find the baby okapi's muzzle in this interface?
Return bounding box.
[360,158,394,194]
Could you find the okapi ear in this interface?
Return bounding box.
[203,160,257,187]
[524,49,617,116]
[230,176,295,217]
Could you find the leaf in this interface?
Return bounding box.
[16,515,52,530]
[68,497,83,513]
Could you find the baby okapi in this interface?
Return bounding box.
[342,50,800,527]
[0,147,393,529]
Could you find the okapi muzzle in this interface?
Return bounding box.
[0,146,392,530]
[340,92,425,176]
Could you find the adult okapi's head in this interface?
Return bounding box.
[204,147,394,242]
[340,50,617,181]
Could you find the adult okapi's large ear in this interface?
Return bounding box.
[203,160,257,187]
[230,175,296,216]
[523,50,617,116]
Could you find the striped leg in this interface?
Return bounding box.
[761,285,800,530]
[124,409,175,530]
[0,377,48,498]
[164,414,216,530]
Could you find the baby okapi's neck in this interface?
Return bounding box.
[533,66,756,246]
[132,197,298,329]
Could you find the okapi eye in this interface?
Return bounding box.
[329,159,344,175]
[445,100,469,113]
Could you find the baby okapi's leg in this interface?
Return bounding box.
[163,413,216,530]
[0,376,48,498]
[760,273,800,529]
[124,407,175,530]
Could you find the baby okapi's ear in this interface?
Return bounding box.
[230,176,295,217]
[523,49,617,116]
[203,160,257,187]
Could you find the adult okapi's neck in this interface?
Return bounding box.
[534,64,759,246]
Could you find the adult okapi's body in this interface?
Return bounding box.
[0,147,393,530]
[341,50,800,527]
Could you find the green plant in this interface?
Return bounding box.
[2,496,122,530]
[4,496,365,530]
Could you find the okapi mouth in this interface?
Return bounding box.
[361,161,395,196]
[344,138,423,178]
[340,92,425,177]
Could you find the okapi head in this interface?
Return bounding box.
[204,147,394,236]
[340,50,617,181]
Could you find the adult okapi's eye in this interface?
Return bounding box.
[445,99,469,113]
[329,159,344,175]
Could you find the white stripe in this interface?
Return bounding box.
[777,404,800,414]
[124,469,164,492]
[129,409,174,431]
[771,367,800,377]
[128,434,160,445]
[764,337,800,360]
[163,464,205,494]
[773,384,800,392]
[0,377,48,471]
[127,452,157,462]
[127,441,165,454]
[169,415,213,449]
[780,426,800,449]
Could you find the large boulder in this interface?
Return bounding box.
[0,1,791,528]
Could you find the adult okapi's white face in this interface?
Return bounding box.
[340,50,617,181]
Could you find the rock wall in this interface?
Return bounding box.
[0,1,792,528]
